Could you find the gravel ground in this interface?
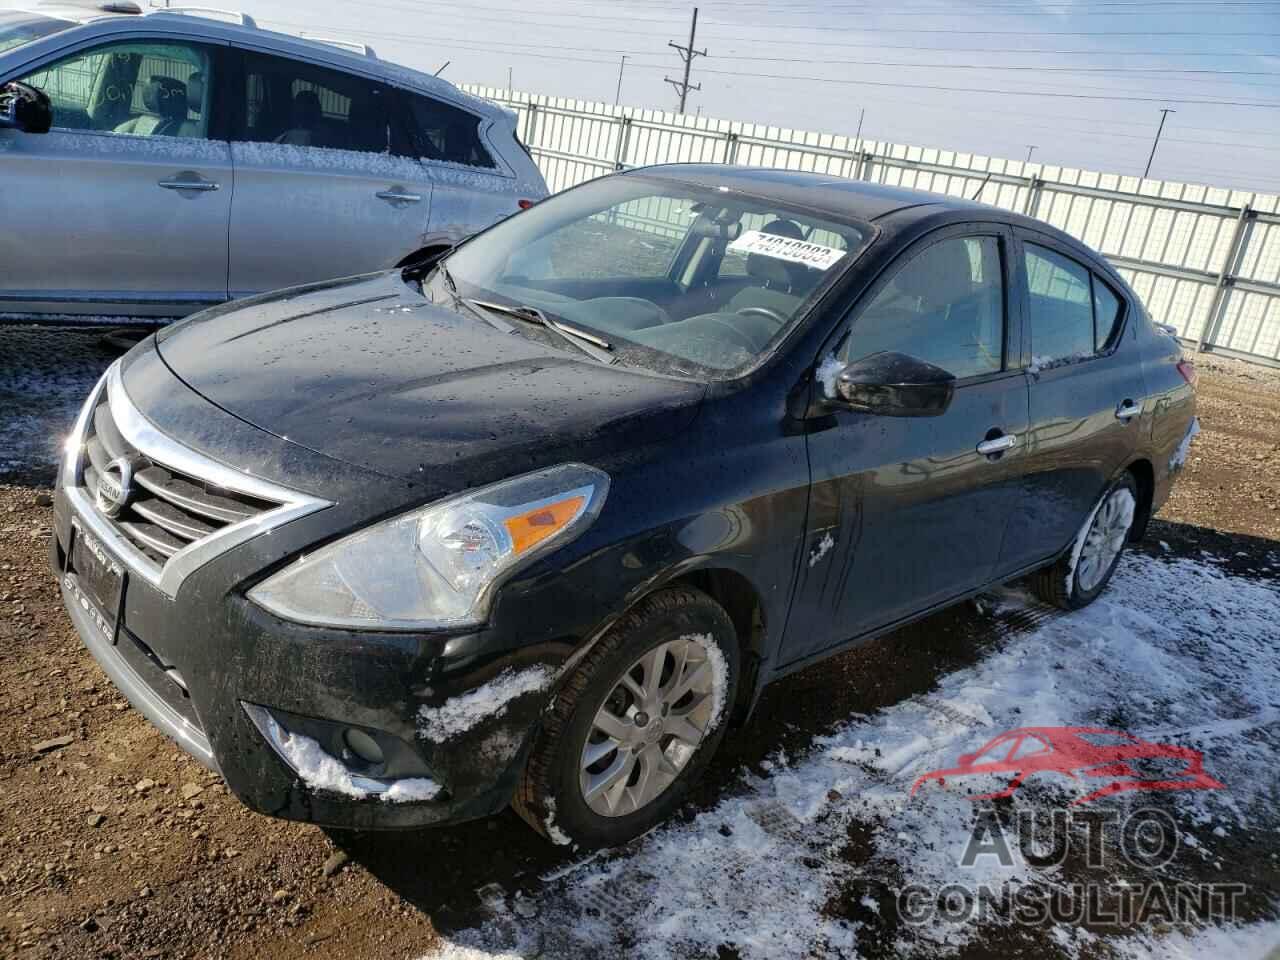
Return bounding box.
[1,326,1278,959]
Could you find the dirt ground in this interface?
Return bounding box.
[1,333,1278,960]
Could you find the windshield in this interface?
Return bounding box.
[440,175,871,378]
[0,12,74,55]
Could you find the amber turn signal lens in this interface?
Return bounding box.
[503,495,587,554]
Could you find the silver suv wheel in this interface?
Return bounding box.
[579,635,721,817]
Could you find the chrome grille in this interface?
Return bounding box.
[64,362,331,598]
[81,393,279,565]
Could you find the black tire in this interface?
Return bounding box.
[513,585,739,848]
[1029,472,1138,610]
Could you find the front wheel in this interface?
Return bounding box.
[1029,473,1138,610]
[513,586,739,848]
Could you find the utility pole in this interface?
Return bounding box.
[507,66,513,92]
[665,7,706,114]
[1025,144,1037,164]
[853,107,865,153]
[1144,108,1175,179]
[615,55,627,106]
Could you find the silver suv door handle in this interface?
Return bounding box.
[1116,399,1143,420]
[976,434,1018,456]
[158,179,218,191]
[376,189,422,203]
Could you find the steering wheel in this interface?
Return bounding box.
[735,306,789,328]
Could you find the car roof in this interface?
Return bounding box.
[4,6,509,122]
[629,163,990,223]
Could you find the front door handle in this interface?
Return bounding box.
[1116,399,1143,420]
[158,178,218,191]
[977,434,1018,456]
[376,189,422,203]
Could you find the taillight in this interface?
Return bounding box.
[517,198,536,210]
[1176,359,1197,386]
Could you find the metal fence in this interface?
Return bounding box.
[463,84,1280,368]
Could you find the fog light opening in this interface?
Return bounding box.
[342,727,385,766]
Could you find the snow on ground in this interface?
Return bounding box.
[424,552,1280,959]
[0,326,122,483]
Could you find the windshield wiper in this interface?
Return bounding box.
[435,266,514,334]
[467,299,615,365]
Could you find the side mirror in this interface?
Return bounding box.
[828,351,956,417]
[0,82,53,134]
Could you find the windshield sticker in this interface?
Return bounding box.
[727,230,846,271]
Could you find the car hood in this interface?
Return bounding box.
[154,272,706,488]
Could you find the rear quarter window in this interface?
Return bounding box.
[405,93,495,169]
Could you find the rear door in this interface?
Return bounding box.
[997,231,1147,573]
[225,49,433,296]
[782,225,1031,665]
[0,36,231,314]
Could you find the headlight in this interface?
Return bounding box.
[248,463,609,629]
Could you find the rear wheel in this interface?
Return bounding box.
[1029,472,1138,610]
[513,586,738,848]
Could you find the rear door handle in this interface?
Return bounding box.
[158,179,218,191]
[376,189,422,203]
[977,434,1018,456]
[1116,399,1143,420]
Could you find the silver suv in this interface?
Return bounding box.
[0,3,548,318]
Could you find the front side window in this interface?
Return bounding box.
[438,175,871,378]
[405,93,494,168]
[239,52,398,154]
[18,40,213,138]
[840,235,1004,379]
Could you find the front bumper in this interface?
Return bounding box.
[50,493,567,831]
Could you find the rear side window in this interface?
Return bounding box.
[405,93,494,168]
[239,52,401,155]
[842,235,1005,379]
[1025,243,1124,361]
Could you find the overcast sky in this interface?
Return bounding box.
[17,0,1280,193]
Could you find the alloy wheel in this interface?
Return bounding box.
[1076,488,1135,592]
[579,635,721,817]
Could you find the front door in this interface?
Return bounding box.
[226,50,433,297]
[782,227,1030,666]
[0,37,231,314]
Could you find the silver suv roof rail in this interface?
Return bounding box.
[35,0,143,13]
[147,3,256,27]
[299,33,377,58]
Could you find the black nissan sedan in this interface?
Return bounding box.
[51,165,1198,848]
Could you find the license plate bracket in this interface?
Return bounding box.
[69,521,125,639]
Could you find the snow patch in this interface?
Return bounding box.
[421,553,1280,959]
[689,633,732,733]
[815,354,845,399]
[808,531,835,567]
[271,723,441,803]
[1170,417,1201,471]
[542,797,572,847]
[417,666,554,742]
[1028,352,1092,375]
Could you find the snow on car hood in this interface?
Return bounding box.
[155,272,705,485]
